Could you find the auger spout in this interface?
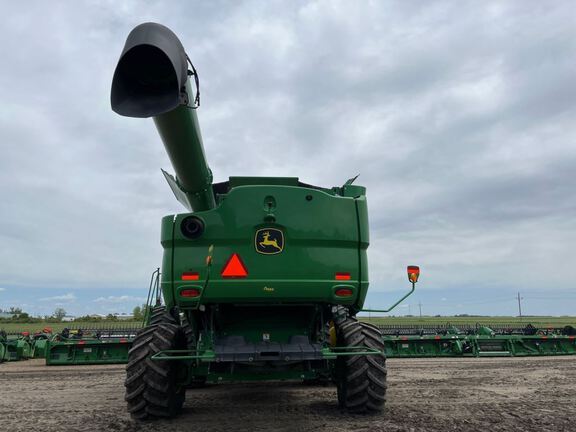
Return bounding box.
[111,22,215,211]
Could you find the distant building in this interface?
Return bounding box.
[114,313,135,321]
[61,316,76,322]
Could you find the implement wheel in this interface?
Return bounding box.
[335,315,387,413]
[125,317,186,420]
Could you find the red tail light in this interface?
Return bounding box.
[335,288,353,297]
[221,253,248,278]
[181,272,200,281]
[335,272,351,281]
[181,289,201,298]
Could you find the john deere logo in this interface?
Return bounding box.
[255,228,284,255]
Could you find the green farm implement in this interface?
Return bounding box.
[378,324,576,357]
[45,327,138,365]
[111,22,417,419]
[0,332,32,362]
[46,337,133,365]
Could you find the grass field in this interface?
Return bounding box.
[2,316,575,334]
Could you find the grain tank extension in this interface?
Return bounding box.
[111,22,417,420]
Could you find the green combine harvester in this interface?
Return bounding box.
[111,23,418,420]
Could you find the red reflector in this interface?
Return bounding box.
[335,272,351,280]
[221,253,248,278]
[78,340,85,345]
[335,288,353,297]
[181,289,201,298]
[120,338,128,344]
[434,335,441,340]
[181,272,200,281]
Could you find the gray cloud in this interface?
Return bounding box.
[1,1,575,315]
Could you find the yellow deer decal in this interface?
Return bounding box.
[259,231,282,251]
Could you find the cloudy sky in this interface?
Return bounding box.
[1,1,575,317]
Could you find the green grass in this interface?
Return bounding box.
[0,321,142,334]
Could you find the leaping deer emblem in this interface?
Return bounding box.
[259,231,282,251]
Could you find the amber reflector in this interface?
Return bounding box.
[407,265,420,283]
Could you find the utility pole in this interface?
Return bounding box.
[418,302,422,318]
[517,292,523,318]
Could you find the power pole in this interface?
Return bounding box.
[418,302,422,318]
[517,292,523,318]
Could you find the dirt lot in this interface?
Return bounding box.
[1,357,574,432]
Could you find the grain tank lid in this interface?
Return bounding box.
[229,177,300,187]
[212,177,332,195]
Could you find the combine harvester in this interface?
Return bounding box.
[110,22,419,419]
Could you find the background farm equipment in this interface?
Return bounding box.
[45,327,138,366]
[0,331,32,362]
[378,323,576,357]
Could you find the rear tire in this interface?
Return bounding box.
[335,314,387,413]
[125,318,186,420]
[148,305,177,326]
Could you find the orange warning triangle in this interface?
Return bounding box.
[221,253,248,278]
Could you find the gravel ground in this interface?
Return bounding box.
[1,356,574,432]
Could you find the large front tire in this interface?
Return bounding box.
[335,316,387,413]
[125,321,186,420]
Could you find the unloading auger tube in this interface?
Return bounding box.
[111,22,215,212]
